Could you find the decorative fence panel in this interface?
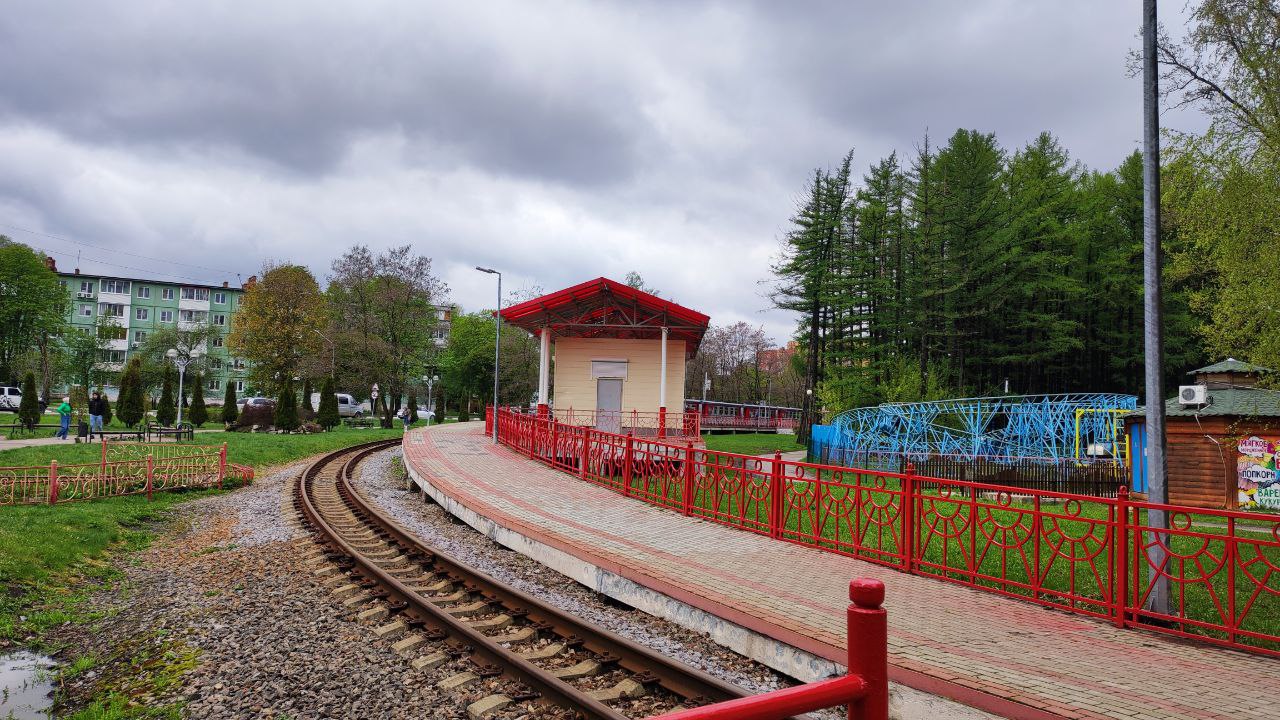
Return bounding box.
[0,441,253,507]
[493,407,1280,658]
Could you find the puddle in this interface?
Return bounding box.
[0,651,54,719]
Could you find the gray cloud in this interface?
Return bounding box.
[0,0,1205,343]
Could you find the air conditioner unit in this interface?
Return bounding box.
[1179,385,1208,405]
[130,342,140,349]
[77,292,92,299]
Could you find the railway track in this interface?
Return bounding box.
[294,440,761,720]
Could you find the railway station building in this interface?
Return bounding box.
[498,277,708,437]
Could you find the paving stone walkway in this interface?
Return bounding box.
[403,423,1279,720]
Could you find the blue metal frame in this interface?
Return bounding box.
[829,393,1138,463]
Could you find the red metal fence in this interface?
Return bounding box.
[525,407,701,440]
[649,578,887,720]
[495,407,1280,658]
[0,441,253,506]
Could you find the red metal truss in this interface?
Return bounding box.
[498,277,710,357]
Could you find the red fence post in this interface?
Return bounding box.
[847,578,888,720]
[683,441,695,516]
[485,404,493,436]
[529,417,539,460]
[623,432,634,497]
[219,442,227,489]
[550,419,559,466]
[146,454,154,501]
[581,427,591,480]
[1114,486,1130,628]
[770,451,784,539]
[658,406,667,439]
[901,463,916,572]
[48,460,58,505]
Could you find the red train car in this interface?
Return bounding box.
[683,399,801,433]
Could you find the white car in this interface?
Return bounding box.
[309,392,364,417]
[0,386,21,411]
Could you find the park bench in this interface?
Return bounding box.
[142,422,195,442]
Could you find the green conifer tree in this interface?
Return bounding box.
[317,377,339,429]
[221,381,239,426]
[17,372,40,429]
[118,359,146,428]
[156,367,176,426]
[407,392,418,424]
[274,379,299,431]
[190,374,208,427]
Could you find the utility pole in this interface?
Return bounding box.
[1142,0,1170,614]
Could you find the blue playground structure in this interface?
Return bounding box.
[828,393,1139,464]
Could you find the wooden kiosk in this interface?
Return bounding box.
[499,277,708,438]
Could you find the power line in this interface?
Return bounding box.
[32,245,225,284]
[1,222,244,275]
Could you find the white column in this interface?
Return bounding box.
[659,326,668,410]
[537,327,551,406]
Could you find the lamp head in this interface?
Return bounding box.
[166,349,177,359]
[475,266,498,275]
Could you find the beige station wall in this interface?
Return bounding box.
[552,336,686,417]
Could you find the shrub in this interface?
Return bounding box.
[458,399,470,423]
[17,372,40,429]
[189,374,208,427]
[233,403,275,430]
[300,421,322,434]
[156,367,176,426]
[302,378,313,413]
[221,381,239,426]
[69,385,89,425]
[317,377,339,430]
[274,380,300,432]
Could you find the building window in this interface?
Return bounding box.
[98,303,125,318]
[213,292,226,304]
[231,358,246,370]
[160,310,174,323]
[210,358,223,370]
[59,280,67,290]
[180,287,210,301]
[212,313,226,326]
[179,309,207,323]
[79,304,92,317]
[133,330,147,342]
[135,307,149,321]
[98,349,126,363]
[235,380,246,393]
[207,378,222,391]
[212,337,224,348]
[79,280,94,295]
[102,279,131,294]
[162,287,174,300]
[137,286,150,299]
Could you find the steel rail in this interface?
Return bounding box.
[332,445,755,709]
[299,440,769,719]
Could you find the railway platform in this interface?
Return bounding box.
[402,422,1278,720]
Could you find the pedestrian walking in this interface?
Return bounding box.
[54,396,72,440]
[398,405,411,430]
[89,391,105,437]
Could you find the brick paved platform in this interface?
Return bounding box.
[403,423,1279,720]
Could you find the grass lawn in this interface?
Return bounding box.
[702,432,806,456]
[0,425,404,470]
[0,425,409,653]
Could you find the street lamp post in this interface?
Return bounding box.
[422,374,439,423]
[165,348,198,427]
[475,267,501,443]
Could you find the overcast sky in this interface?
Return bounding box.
[0,1,1205,343]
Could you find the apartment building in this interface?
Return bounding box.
[55,261,250,399]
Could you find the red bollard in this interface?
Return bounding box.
[847,578,888,720]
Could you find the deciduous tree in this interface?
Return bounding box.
[228,263,327,394]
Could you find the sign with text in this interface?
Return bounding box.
[1237,436,1280,509]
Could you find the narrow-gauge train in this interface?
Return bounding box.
[683,399,801,433]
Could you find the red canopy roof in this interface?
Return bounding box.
[499,277,709,357]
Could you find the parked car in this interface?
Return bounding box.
[0,386,21,411]
[238,396,275,410]
[415,406,436,422]
[309,392,364,417]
